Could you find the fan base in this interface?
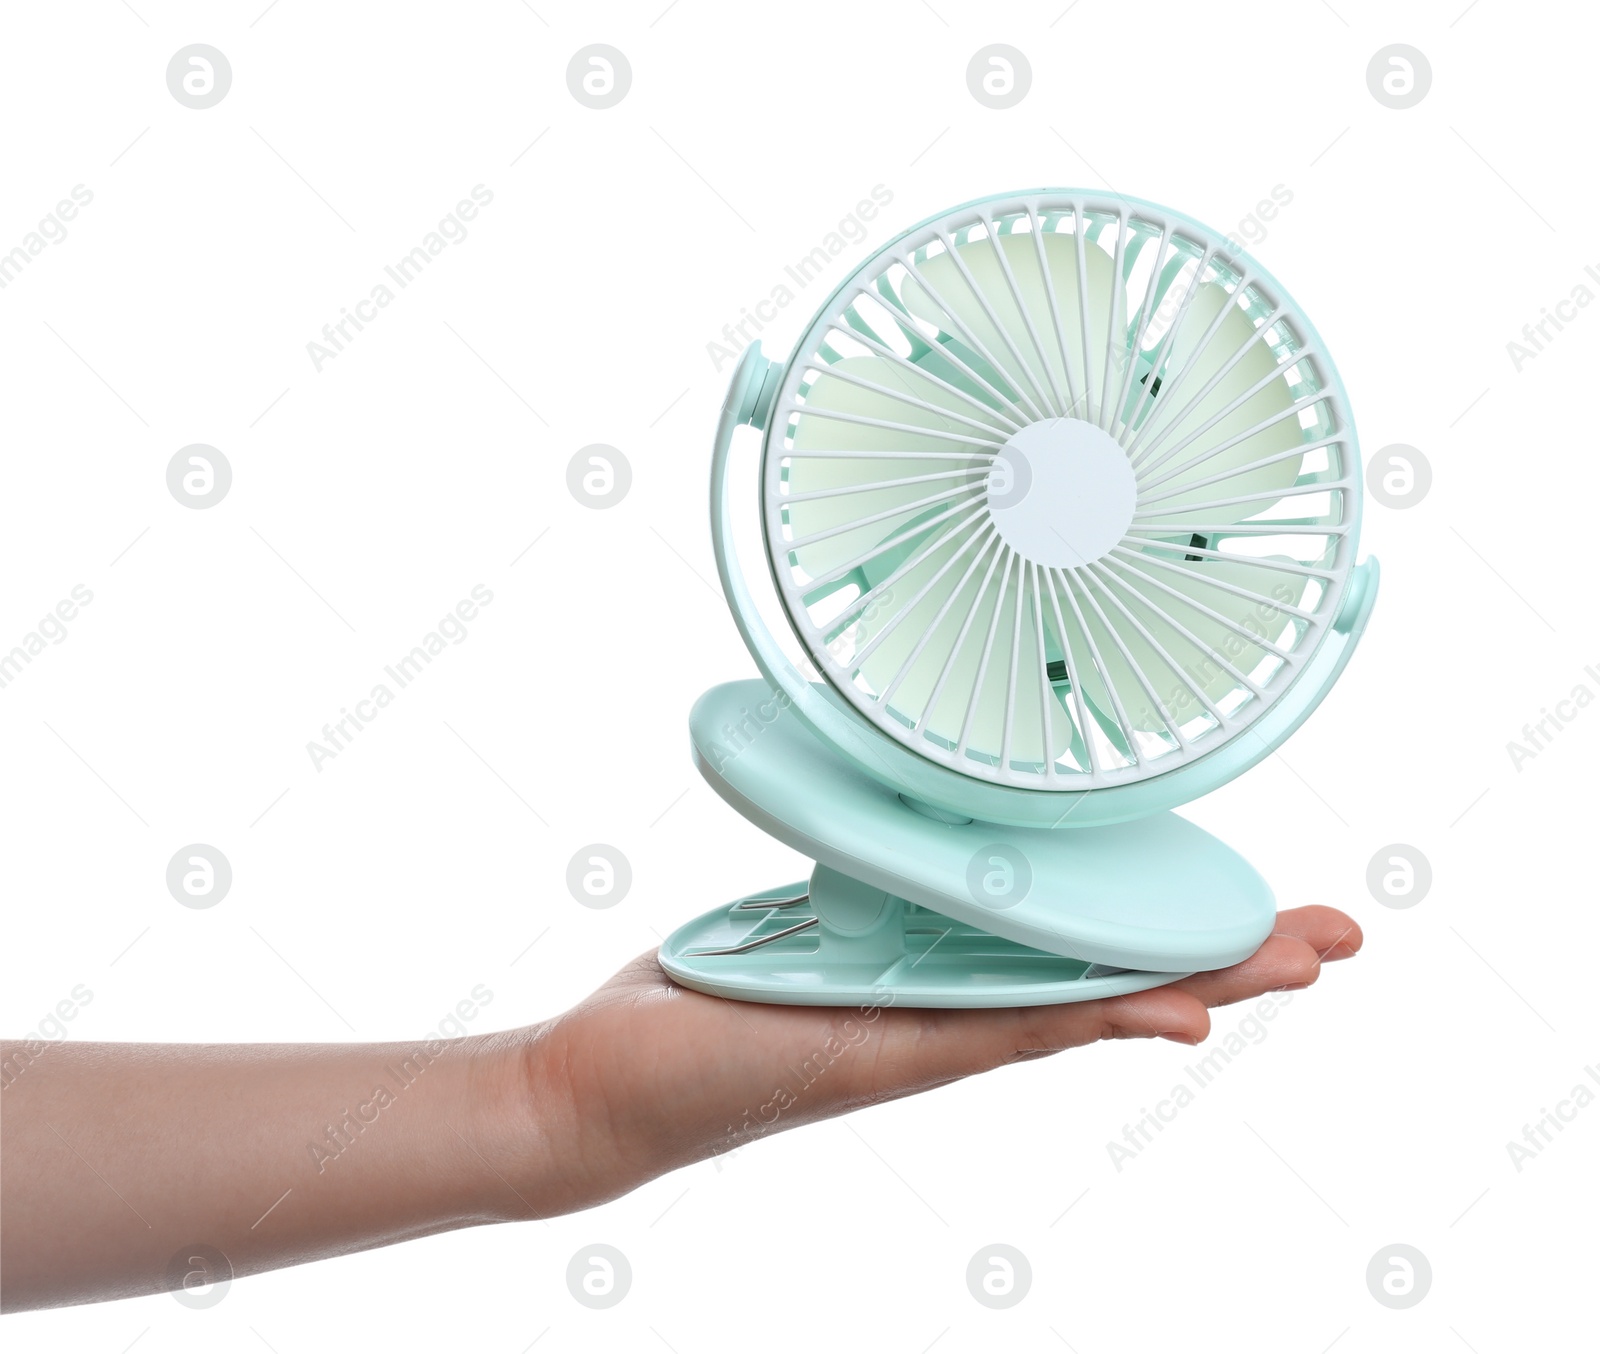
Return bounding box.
[659,868,1191,1008]
[658,681,1280,1007]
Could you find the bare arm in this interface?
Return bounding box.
[1,905,1359,1311]
[0,1030,541,1310]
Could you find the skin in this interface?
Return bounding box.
[1,905,1359,1311]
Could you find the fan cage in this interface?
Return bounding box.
[761,191,1359,791]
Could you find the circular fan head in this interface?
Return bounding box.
[761,189,1363,795]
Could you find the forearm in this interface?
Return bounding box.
[0,1030,544,1311]
[1,916,1359,1312]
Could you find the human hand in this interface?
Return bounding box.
[2,906,1358,1310]
[506,905,1362,1214]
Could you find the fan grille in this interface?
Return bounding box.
[762,191,1358,791]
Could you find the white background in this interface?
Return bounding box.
[2,1,1596,1350]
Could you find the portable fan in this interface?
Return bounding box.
[659,189,1378,1007]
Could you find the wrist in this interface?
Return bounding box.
[462,1024,583,1223]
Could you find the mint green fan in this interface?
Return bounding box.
[659,189,1377,1007]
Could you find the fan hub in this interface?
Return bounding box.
[985,417,1136,568]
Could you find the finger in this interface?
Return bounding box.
[860,909,1363,1095]
[1168,932,1323,1009]
[862,985,1211,1098]
[1145,907,1362,1011]
[1269,905,1364,961]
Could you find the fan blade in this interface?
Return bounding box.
[785,355,1001,577]
[1133,285,1303,526]
[1073,554,1306,734]
[857,547,1072,770]
[899,231,1127,422]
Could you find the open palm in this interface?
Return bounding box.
[519,905,1362,1211]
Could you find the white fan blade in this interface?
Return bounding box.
[1133,285,1302,525]
[899,232,1127,422]
[1073,554,1306,734]
[785,355,1001,578]
[857,547,1072,770]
